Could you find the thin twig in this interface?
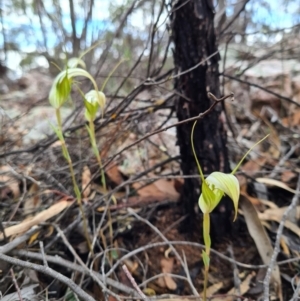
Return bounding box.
[269,143,300,179]
[122,264,149,301]
[10,268,23,301]
[227,245,241,300]
[39,241,48,267]
[263,173,300,301]
[290,273,300,301]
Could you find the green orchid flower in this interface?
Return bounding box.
[49,67,100,109]
[84,90,106,122]
[191,120,269,220]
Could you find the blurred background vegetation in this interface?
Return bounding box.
[1,0,300,80]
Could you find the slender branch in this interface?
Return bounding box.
[220,0,250,35]
[122,264,149,301]
[10,268,24,301]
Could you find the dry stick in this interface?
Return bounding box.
[10,268,23,301]
[122,264,149,301]
[227,245,241,300]
[263,173,300,301]
[0,252,95,301]
[290,274,300,301]
[269,143,300,179]
[39,241,48,267]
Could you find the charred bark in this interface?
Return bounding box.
[171,0,231,236]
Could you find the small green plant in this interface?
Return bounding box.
[191,120,268,300]
[49,50,123,252]
[49,64,102,251]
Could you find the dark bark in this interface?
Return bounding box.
[171,0,231,236]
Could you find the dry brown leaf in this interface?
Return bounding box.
[239,177,265,211]
[24,183,40,217]
[106,162,123,185]
[133,182,166,201]
[28,231,40,245]
[0,199,72,239]
[123,259,139,274]
[258,206,300,237]
[159,258,177,290]
[256,177,297,194]
[259,206,300,220]
[268,126,281,159]
[281,170,297,183]
[280,237,290,257]
[133,178,180,203]
[282,111,300,127]
[82,165,91,199]
[241,157,267,176]
[0,165,20,198]
[153,179,180,202]
[239,194,282,300]
[221,273,253,301]
[201,282,223,299]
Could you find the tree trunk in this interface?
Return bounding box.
[171,0,231,236]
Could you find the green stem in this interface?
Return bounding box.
[88,121,106,189]
[88,120,113,246]
[203,213,211,255]
[231,134,269,174]
[203,266,209,301]
[202,213,211,301]
[55,108,92,253]
[191,121,205,182]
[101,59,125,91]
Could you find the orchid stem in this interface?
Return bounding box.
[55,108,92,253]
[191,120,205,181]
[87,120,113,247]
[202,213,211,301]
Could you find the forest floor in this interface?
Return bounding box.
[0,59,300,301]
